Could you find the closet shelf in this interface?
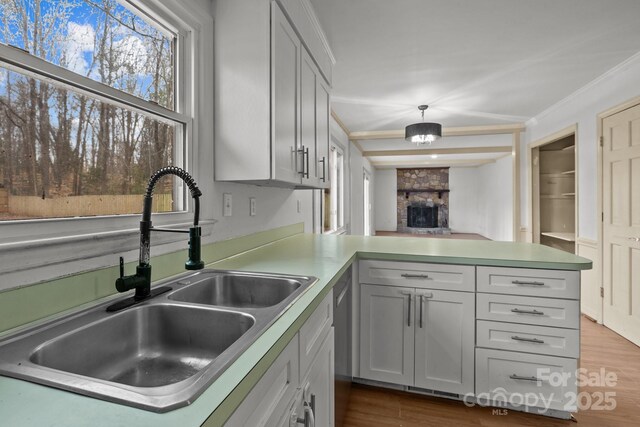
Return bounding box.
[541,232,575,242]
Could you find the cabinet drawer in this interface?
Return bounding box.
[478,266,579,299]
[299,290,333,378]
[476,348,577,412]
[359,260,474,292]
[477,320,579,358]
[477,293,580,329]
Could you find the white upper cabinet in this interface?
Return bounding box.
[214,0,333,188]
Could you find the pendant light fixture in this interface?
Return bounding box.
[405,105,442,145]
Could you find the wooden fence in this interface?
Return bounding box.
[5,193,173,218]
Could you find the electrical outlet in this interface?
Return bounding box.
[249,197,256,216]
[223,193,232,217]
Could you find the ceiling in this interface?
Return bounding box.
[309,0,640,167]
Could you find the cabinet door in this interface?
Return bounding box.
[360,284,414,386]
[271,2,301,184]
[300,48,318,186]
[303,328,335,427]
[414,290,474,395]
[315,75,330,189]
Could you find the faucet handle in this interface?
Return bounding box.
[119,256,124,278]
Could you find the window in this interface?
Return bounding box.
[323,143,344,233]
[0,0,188,222]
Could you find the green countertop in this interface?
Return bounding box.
[0,234,591,426]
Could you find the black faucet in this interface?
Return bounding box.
[107,166,204,312]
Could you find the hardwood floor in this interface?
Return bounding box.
[375,231,490,240]
[344,316,640,427]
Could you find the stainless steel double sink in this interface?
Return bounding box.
[0,270,316,412]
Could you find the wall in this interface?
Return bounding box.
[476,156,514,241]
[521,52,640,241]
[373,169,396,231]
[449,156,513,241]
[349,144,374,235]
[449,167,480,233]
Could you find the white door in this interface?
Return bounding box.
[271,3,301,184]
[359,284,414,386]
[302,328,335,427]
[602,103,640,345]
[414,290,475,394]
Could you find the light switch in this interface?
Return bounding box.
[249,197,256,216]
[223,193,232,217]
[297,199,301,213]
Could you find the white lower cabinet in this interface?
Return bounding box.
[359,283,475,395]
[225,290,334,426]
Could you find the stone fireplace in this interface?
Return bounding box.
[397,168,451,234]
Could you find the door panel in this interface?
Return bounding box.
[359,284,414,386]
[272,3,301,184]
[414,290,474,394]
[603,102,640,345]
[300,49,317,186]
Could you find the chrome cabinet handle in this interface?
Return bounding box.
[304,146,310,179]
[511,308,545,315]
[512,280,545,286]
[400,291,412,327]
[401,273,430,279]
[418,293,433,329]
[297,401,314,427]
[511,335,545,344]
[628,237,640,242]
[509,374,541,382]
[319,157,326,182]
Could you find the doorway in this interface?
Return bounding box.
[529,127,577,254]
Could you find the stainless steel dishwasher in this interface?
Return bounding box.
[333,266,352,427]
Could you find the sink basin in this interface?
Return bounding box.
[168,273,302,308]
[30,305,254,387]
[0,269,316,412]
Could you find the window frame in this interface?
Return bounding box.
[0,0,206,289]
[323,141,347,235]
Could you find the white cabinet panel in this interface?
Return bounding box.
[302,328,335,427]
[477,293,580,329]
[359,260,475,292]
[272,2,301,184]
[359,284,414,386]
[477,320,579,358]
[476,348,577,412]
[477,266,579,300]
[299,290,333,378]
[414,290,475,394]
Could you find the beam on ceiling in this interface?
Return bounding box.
[363,146,512,157]
[371,158,496,169]
[349,123,526,140]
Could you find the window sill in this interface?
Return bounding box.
[0,219,215,292]
[323,226,347,236]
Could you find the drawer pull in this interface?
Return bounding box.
[511,335,545,344]
[509,374,541,382]
[512,280,545,286]
[511,308,544,315]
[401,273,430,279]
